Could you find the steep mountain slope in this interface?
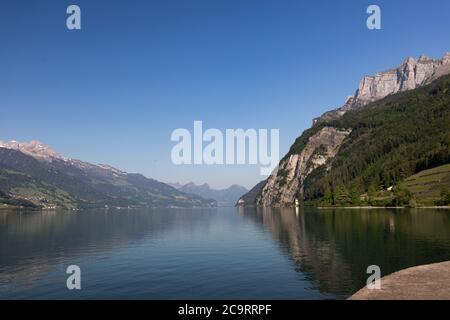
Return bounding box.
[0,143,216,209]
[241,53,450,207]
[177,182,248,206]
[257,127,351,206]
[303,75,450,206]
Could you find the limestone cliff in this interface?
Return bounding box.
[315,53,450,123]
[256,127,351,207]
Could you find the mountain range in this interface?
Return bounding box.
[240,53,450,207]
[0,140,216,209]
[169,182,248,206]
[3,53,450,210]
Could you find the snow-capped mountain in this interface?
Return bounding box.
[0,140,66,162]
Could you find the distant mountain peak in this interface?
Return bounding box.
[0,139,66,162]
[0,139,130,178]
[418,55,431,62]
[404,56,416,64]
[167,182,183,189]
[178,182,248,206]
[0,142,216,209]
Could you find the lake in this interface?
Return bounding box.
[1,207,450,299]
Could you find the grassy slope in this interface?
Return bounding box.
[402,164,450,205]
[0,149,216,210]
[0,168,77,209]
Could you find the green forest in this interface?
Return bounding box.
[298,74,450,207]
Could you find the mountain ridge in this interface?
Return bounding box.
[171,182,248,206]
[0,141,216,209]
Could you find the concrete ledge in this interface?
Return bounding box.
[349,261,450,300]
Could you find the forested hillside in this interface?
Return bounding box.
[303,74,450,206]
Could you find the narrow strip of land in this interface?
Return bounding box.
[349,261,450,300]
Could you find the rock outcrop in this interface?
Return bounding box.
[314,53,450,124]
[349,261,450,300]
[256,127,351,207]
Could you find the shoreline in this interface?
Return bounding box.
[3,204,450,211]
[238,205,450,209]
[317,206,450,209]
[349,261,450,300]
[0,205,20,210]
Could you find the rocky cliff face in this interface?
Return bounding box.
[242,53,450,207]
[315,53,450,123]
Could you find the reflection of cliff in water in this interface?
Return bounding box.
[238,207,450,298]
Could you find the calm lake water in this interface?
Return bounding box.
[1,207,450,299]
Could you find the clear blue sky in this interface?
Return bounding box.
[1,0,450,189]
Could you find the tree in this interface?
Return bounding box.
[321,189,333,206]
[438,186,450,206]
[349,187,362,205]
[392,186,413,207]
[299,74,450,206]
[333,185,351,205]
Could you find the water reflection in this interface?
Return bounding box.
[239,207,450,298]
[1,207,450,299]
[0,208,217,293]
